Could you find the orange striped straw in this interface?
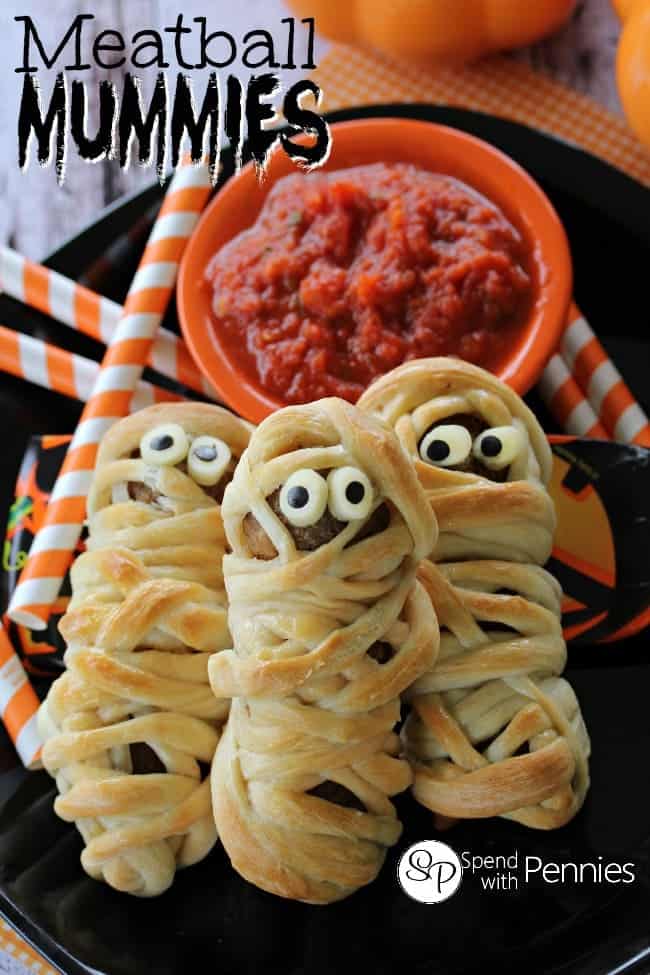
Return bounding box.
[0,245,217,401]
[538,352,609,439]
[0,622,41,768]
[0,325,181,409]
[561,304,650,447]
[7,160,213,631]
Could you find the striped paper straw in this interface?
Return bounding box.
[8,161,213,631]
[0,623,41,768]
[561,306,650,447]
[0,246,217,401]
[0,325,182,410]
[538,352,610,439]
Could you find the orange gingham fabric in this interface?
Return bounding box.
[311,47,650,188]
[0,917,58,975]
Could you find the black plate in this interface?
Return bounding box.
[0,104,649,975]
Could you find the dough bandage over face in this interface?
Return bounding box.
[209,398,439,903]
[359,357,555,563]
[37,403,252,896]
[359,359,590,830]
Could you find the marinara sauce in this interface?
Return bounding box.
[205,163,534,403]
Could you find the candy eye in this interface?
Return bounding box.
[140,424,189,466]
[188,436,231,486]
[419,425,472,468]
[279,469,328,527]
[473,426,523,470]
[327,467,374,522]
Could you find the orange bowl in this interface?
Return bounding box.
[178,118,572,423]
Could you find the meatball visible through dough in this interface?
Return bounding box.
[125,448,236,505]
[243,488,391,560]
[420,413,509,482]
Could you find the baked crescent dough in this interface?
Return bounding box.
[37,403,252,896]
[359,356,555,563]
[359,358,590,829]
[209,398,439,903]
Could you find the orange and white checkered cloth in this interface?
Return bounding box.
[311,47,650,188]
[0,917,57,975]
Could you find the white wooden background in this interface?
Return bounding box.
[0,0,621,259]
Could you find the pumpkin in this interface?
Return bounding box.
[285,0,578,66]
[614,0,650,149]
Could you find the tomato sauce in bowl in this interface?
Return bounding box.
[204,163,534,404]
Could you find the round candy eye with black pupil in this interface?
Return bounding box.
[279,469,328,527]
[188,436,231,486]
[419,425,472,468]
[473,426,523,470]
[327,467,373,522]
[140,424,189,466]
